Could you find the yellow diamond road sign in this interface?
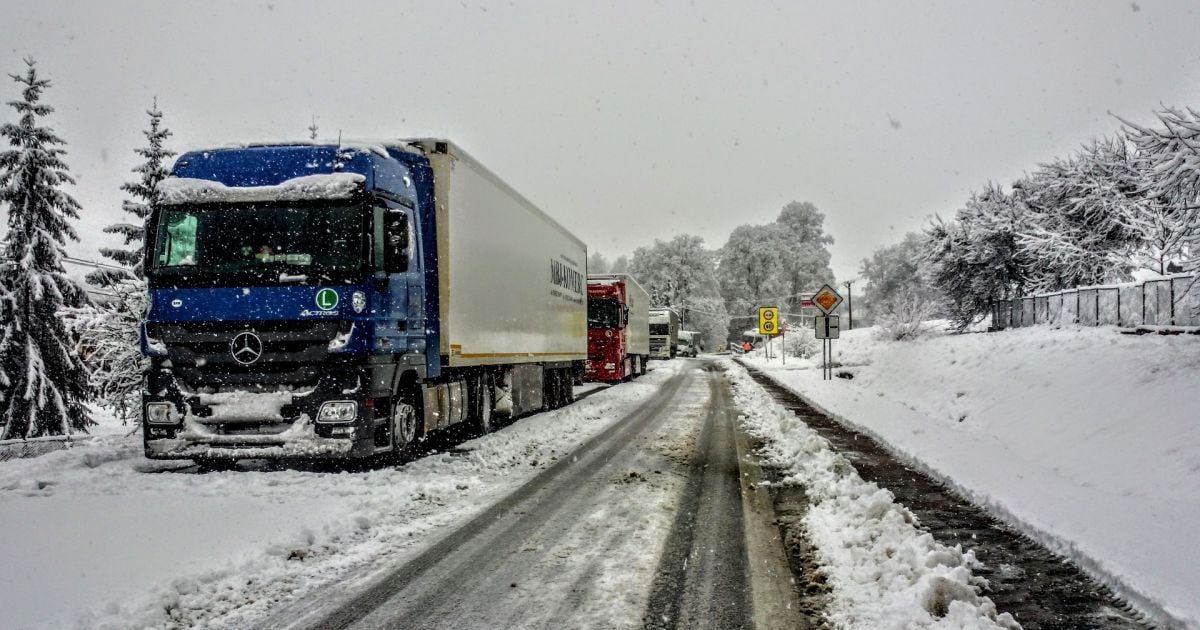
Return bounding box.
[812,284,843,315]
[758,306,779,335]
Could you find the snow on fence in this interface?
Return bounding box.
[991,273,1200,332]
[0,434,84,462]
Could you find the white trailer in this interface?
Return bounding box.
[410,139,588,368]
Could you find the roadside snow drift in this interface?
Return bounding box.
[725,362,1019,629]
[745,325,1200,629]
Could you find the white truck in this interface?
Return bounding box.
[676,330,702,357]
[647,307,680,359]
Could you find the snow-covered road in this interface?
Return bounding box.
[0,363,687,629]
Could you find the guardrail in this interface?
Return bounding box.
[991,273,1199,331]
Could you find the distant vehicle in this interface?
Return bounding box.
[648,307,680,359]
[140,139,587,465]
[586,274,650,382]
[677,330,701,357]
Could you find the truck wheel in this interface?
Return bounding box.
[639,357,648,376]
[469,373,494,436]
[545,369,561,410]
[560,368,575,406]
[391,395,419,452]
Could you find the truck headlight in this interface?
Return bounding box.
[145,402,179,425]
[317,401,357,423]
[352,291,366,314]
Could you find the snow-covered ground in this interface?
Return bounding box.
[743,325,1200,629]
[726,361,1019,629]
[0,363,685,629]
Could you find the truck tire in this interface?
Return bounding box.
[560,368,575,406]
[468,372,495,436]
[545,368,562,410]
[639,357,648,376]
[391,391,419,453]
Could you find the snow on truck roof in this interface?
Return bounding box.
[158,173,366,205]
[177,139,424,157]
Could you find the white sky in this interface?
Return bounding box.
[3,0,1200,281]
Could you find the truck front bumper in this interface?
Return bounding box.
[142,363,384,460]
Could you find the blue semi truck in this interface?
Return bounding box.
[141,139,588,464]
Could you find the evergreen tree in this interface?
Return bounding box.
[0,59,92,438]
[587,250,610,274]
[308,114,319,141]
[87,98,174,285]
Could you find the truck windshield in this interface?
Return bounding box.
[150,203,366,285]
[649,324,670,335]
[587,299,621,328]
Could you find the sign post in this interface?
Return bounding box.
[811,284,843,380]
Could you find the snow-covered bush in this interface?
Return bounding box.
[783,326,819,358]
[64,279,147,424]
[876,291,934,341]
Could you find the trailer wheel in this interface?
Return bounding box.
[560,368,575,406]
[639,356,648,376]
[468,372,494,436]
[544,369,561,410]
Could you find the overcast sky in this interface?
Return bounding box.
[4,0,1200,282]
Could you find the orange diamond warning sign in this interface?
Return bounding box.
[812,284,843,315]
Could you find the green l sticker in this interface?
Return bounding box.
[315,288,339,310]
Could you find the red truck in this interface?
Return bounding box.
[586,274,650,382]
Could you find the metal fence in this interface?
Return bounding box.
[992,274,1200,330]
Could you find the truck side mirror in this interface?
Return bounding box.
[383,209,409,274]
[621,305,630,328]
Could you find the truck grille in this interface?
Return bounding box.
[154,320,344,387]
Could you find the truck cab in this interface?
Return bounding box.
[647,307,680,360]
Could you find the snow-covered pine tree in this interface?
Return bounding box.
[86,98,174,285]
[0,59,92,439]
[308,115,319,141]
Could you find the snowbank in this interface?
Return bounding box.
[746,325,1200,628]
[0,362,686,629]
[725,363,1019,629]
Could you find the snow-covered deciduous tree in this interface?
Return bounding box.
[1012,138,1142,290]
[627,234,728,347]
[1120,107,1200,273]
[63,279,147,424]
[87,98,174,285]
[718,202,835,327]
[0,59,92,438]
[609,254,629,273]
[860,232,944,328]
[924,184,1032,330]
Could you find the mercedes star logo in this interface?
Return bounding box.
[230,331,264,365]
